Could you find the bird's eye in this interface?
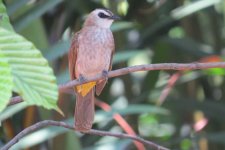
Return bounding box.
[98,12,109,18]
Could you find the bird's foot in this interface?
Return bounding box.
[78,74,87,84]
[102,70,108,79]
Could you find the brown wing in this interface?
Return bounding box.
[68,32,80,81]
[108,44,115,71]
[96,36,115,96]
[70,32,95,131]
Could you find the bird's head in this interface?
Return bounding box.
[84,8,120,28]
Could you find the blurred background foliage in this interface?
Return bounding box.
[1,0,225,149]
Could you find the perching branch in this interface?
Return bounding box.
[1,120,169,150]
[9,62,225,105]
[59,62,225,90]
[6,62,225,149]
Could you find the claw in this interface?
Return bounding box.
[76,74,96,96]
[78,74,86,83]
[77,74,86,93]
[102,70,108,79]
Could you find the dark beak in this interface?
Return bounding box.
[109,15,120,20]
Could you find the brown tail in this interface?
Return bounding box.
[75,88,94,132]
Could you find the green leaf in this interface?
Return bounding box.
[0,102,28,122]
[205,132,225,144]
[0,0,14,31]
[203,68,225,75]
[56,68,69,84]
[13,0,63,31]
[7,0,30,15]
[113,50,147,64]
[165,98,225,122]
[161,37,213,57]
[44,40,70,62]
[95,104,169,122]
[0,27,59,111]
[111,21,136,32]
[0,52,13,112]
[110,104,169,115]
[171,0,221,20]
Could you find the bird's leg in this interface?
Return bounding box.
[102,70,108,80]
[76,74,87,93]
[78,74,86,84]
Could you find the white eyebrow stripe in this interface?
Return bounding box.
[99,8,113,16]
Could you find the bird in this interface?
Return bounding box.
[68,8,119,132]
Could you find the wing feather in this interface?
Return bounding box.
[68,32,80,81]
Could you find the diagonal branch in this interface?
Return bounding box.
[1,120,169,150]
[9,62,225,105]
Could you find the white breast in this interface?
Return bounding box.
[76,27,114,78]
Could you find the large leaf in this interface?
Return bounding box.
[0,27,59,111]
[7,0,30,15]
[141,0,221,44]
[111,21,136,32]
[0,102,28,122]
[0,52,13,112]
[161,37,213,57]
[95,104,169,122]
[165,98,225,122]
[113,49,147,64]
[44,40,71,62]
[13,0,63,31]
[170,0,221,20]
[0,0,14,31]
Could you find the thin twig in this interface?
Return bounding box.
[8,62,225,105]
[1,120,169,150]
